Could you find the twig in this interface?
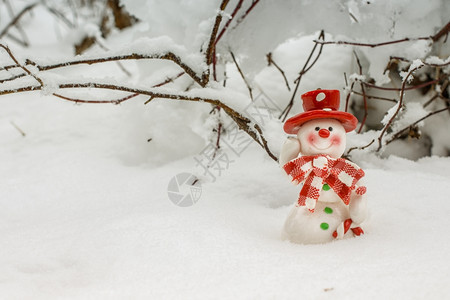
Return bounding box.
[4,33,28,47]
[348,12,359,23]
[210,107,223,161]
[43,4,75,28]
[314,21,450,48]
[210,70,230,160]
[205,0,230,67]
[266,52,291,91]
[0,3,38,39]
[431,21,450,42]
[232,0,261,30]
[423,80,449,108]
[52,71,185,104]
[3,0,30,46]
[351,91,397,103]
[53,92,139,105]
[10,121,26,137]
[314,37,430,48]
[0,81,277,161]
[422,94,440,108]
[95,39,132,77]
[0,73,27,83]
[390,56,450,68]
[377,65,423,151]
[152,71,185,87]
[353,51,367,133]
[361,79,438,92]
[0,63,23,71]
[230,50,253,100]
[344,73,355,112]
[346,139,374,155]
[211,0,244,82]
[215,0,244,45]
[0,44,43,86]
[279,30,325,121]
[254,123,277,161]
[386,107,450,145]
[12,52,205,87]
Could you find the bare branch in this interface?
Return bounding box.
[314,37,429,48]
[95,39,132,77]
[377,65,423,151]
[344,73,355,112]
[431,21,450,42]
[18,52,205,87]
[386,107,450,145]
[353,51,368,133]
[0,3,38,39]
[51,71,185,104]
[314,21,450,48]
[267,52,291,91]
[10,120,26,137]
[0,80,277,161]
[351,91,397,103]
[0,73,27,83]
[232,0,261,30]
[4,32,28,47]
[390,56,450,68]
[346,139,375,155]
[43,4,75,28]
[279,30,325,121]
[361,79,439,92]
[215,0,244,45]
[3,0,30,46]
[254,123,278,161]
[0,44,43,86]
[205,0,230,66]
[152,71,185,87]
[423,80,449,108]
[53,92,139,105]
[230,50,253,100]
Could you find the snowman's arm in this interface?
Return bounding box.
[349,186,368,225]
[279,137,301,167]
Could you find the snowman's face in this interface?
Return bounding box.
[296,119,346,158]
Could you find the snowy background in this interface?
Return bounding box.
[0,0,450,299]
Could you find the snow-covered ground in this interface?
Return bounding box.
[1,92,450,299]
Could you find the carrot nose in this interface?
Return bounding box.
[318,128,330,138]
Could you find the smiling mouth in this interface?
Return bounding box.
[312,142,332,150]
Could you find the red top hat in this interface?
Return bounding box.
[283,89,358,134]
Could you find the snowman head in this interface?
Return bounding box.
[296,118,346,158]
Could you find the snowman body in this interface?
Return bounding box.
[283,192,350,244]
[280,118,367,244]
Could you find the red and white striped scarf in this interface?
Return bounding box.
[283,154,366,212]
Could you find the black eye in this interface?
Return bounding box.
[328,127,333,131]
[315,127,320,131]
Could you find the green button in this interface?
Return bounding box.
[324,207,333,214]
[322,184,330,191]
[320,223,329,230]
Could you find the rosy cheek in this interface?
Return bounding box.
[307,133,316,145]
[331,136,341,145]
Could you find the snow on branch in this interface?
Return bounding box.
[307,22,450,156]
[0,38,277,161]
[0,1,448,160]
[314,21,450,47]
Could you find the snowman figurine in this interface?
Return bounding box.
[279,89,368,244]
